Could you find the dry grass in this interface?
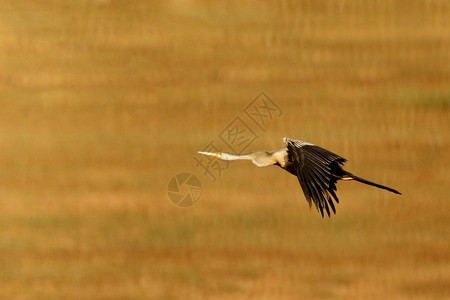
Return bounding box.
[0,0,449,299]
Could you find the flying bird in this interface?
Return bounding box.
[198,137,400,217]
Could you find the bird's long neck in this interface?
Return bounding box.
[222,151,275,167]
[198,150,279,167]
[223,153,254,161]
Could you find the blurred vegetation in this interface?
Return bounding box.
[0,0,449,298]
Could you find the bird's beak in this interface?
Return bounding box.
[198,151,221,158]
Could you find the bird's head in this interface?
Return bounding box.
[198,151,224,159]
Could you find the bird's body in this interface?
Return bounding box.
[198,137,400,217]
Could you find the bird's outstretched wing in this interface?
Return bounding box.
[285,138,347,217]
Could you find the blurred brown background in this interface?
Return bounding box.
[0,0,449,299]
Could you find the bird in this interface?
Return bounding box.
[198,137,401,217]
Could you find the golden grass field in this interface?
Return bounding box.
[0,0,449,298]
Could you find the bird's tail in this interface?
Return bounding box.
[343,172,401,195]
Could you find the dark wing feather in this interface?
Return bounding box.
[286,140,346,217]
